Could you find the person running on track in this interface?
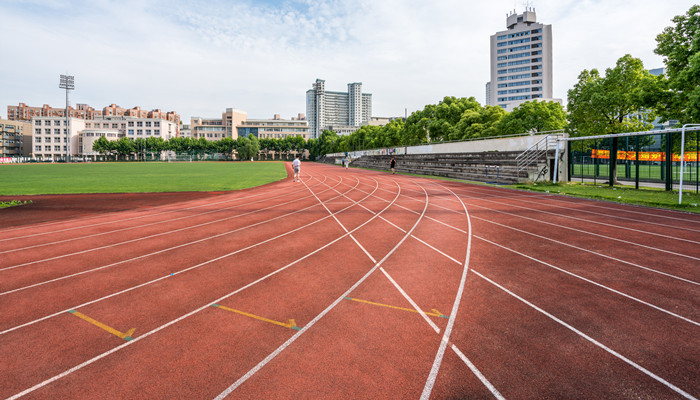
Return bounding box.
[390,157,396,174]
[292,155,301,182]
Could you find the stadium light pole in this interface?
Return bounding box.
[59,74,74,162]
[679,123,700,204]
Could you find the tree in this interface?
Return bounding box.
[92,136,115,160]
[496,100,567,135]
[235,134,260,160]
[114,137,136,160]
[567,54,658,184]
[452,105,506,140]
[654,5,700,124]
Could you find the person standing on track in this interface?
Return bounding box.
[292,155,301,182]
[389,157,396,174]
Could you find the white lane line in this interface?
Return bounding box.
[435,194,700,262]
[213,180,425,400]
[0,182,293,240]
[305,176,378,263]
[407,207,696,399]
[421,183,472,400]
[0,183,334,273]
[471,215,699,286]
[445,185,700,243]
[472,270,697,400]
[0,179,344,296]
[475,235,700,326]
[0,174,357,333]
[406,205,699,326]
[0,183,322,255]
[400,197,698,286]
[379,267,504,400]
[5,168,408,400]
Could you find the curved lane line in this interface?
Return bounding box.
[5,167,404,399]
[0,179,327,255]
[420,183,472,400]
[212,176,424,399]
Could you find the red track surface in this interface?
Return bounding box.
[1,162,698,399]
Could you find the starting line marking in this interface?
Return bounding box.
[68,310,135,341]
[344,297,449,319]
[212,304,301,331]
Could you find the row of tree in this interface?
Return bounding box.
[92,134,270,161]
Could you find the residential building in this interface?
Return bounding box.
[80,115,178,158]
[0,119,32,158]
[8,103,180,134]
[306,79,372,139]
[31,117,85,161]
[191,108,247,141]
[237,115,309,140]
[487,8,560,111]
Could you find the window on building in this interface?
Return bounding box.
[35,128,41,134]
[146,130,151,135]
[497,56,507,61]
[35,145,41,151]
[154,122,160,127]
[54,146,61,151]
[497,62,507,67]
[54,120,60,126]
[54,129,60,134]
[45,146,51,151]
[137,121,143,127]
[35,120,42,126]
[35,137,41,143]
[128,121,134,127]
[137,129,142,135]
[45,128,51,134]
[128,129,134,135]
[145,121,151,127]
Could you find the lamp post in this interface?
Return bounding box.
[59,74,74,162]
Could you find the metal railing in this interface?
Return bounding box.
[515,132,564,173]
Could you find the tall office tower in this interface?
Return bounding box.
[487,8,557,111]
[306,79,372,139]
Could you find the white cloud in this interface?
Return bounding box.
[0,0,694,122]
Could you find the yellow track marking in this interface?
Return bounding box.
[69,310,136,340]
[212,304,300,330]
[345,297,447,318]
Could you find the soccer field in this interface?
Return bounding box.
[0,162,288,195]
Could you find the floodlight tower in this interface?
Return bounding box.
[59,74,74,161]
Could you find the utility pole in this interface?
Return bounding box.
[59,74,74,162]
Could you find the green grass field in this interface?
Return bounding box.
[0,162,288,195]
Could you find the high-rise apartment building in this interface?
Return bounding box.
[306,79,372,139]
[486,8,558,111]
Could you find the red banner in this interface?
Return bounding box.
[591,149,698,162]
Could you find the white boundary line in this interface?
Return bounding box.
[212,179,427,399]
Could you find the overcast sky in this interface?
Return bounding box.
[0,0,694,122]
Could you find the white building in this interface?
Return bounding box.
[306,79,372,138]
[31,115,177,160]
[487,8,560,111]
[31,117,85,161]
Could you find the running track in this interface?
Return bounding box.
[1,162,698,399]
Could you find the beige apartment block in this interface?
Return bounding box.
[0,119,32,158]
[191,108,247,141]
